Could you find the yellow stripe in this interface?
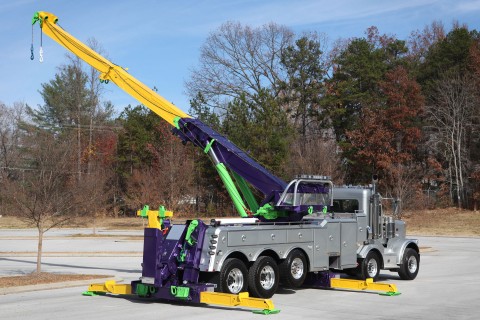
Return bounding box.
[38,11,190,127]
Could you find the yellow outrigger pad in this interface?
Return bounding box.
[86,280,132,295]
[200,291,279,313]
[330,278,399,295]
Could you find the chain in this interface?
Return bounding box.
[30,24,34,60]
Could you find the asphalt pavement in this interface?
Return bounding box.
[0,228,479,319]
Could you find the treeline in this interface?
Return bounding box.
[1,22,479,233]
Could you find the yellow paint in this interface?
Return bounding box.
[36,11,190,127]
[330,277,398,293]
[200,291,275,311]
[136,208,173,229]
[88,280,132,295]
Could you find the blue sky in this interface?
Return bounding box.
[1,0,479,115]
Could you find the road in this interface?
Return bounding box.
[0,229,479,319]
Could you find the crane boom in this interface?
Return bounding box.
[32,11,332,221]
[32,11,189,127]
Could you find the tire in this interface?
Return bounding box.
[218,258,248,294]
[248,256,279,298]
[398,248,420,280]
[280,250,307,288]
[359,251,381,281]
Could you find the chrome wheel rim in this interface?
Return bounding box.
[260,265,275,290]
[407,255,418,273]
[227,268,244,294]
[290,257,304,280]
[367,258,378,278]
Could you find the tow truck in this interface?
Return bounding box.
[32,11,419,313]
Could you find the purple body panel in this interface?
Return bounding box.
[173,118,287,201]
[303,271,335,288]
[134,220,212,302]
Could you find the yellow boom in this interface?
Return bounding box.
[32,11,190,127]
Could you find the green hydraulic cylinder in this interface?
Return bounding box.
[232,171,259,213]
[215,163,249,218]
[205,139,249,218]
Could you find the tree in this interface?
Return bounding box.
[418,27,478,92]
[28,56,114,183]
[11,129,75,272]
[186,21,294,110]
[189,93,228,214]
[325,28,411,184]
[222,89,293,176]
[419,26,480,208]
[116,105,196,214]
[427,72,478,208]
[74,127,119,231]
[278,34,327,146]
[345,66,424,189]
[0,102,26,214]
[125,120,195,214]
[284,136,344,183]
[116,105,161,176]
[324,37,387,144]
[407,21,446,66]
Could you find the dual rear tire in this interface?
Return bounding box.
[248,256,279,298]
[279,250,308,288]
[218,250,307,299]
[218,256,279,299]
[217,258,248,294]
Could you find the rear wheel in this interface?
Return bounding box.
[398,248,420,280]
[359,251,381,281]
[218,258,248,294]
[280,250,307,288]
[248,256,279,298]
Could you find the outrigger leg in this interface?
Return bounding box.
[83,280,280,314]
[304,272,401,296]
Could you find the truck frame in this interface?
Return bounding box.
[32,11,419,307]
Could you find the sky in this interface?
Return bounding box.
[1,0,479,116]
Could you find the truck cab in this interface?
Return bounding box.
[331,185,420,281]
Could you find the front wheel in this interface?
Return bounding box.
[248,256,279,298]
[218,258,248,294]
[359,251,381,281]
[398,248,420,280]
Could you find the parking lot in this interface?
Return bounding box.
[1,229,479,319]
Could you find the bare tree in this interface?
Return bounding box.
[11,129,76,272]
[284,134,344,183]
[383,162,423,214]
[408,21,446,61]
[126,122,196,215]
[186,21,294,110]
[428,72,478,208]
[0,102,26,214]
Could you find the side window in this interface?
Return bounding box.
[331,199,359,213]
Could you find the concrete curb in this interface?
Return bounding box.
[0,277,121,295]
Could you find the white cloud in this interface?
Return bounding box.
[224,0,440,27]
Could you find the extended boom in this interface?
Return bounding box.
[32,11,331,221]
